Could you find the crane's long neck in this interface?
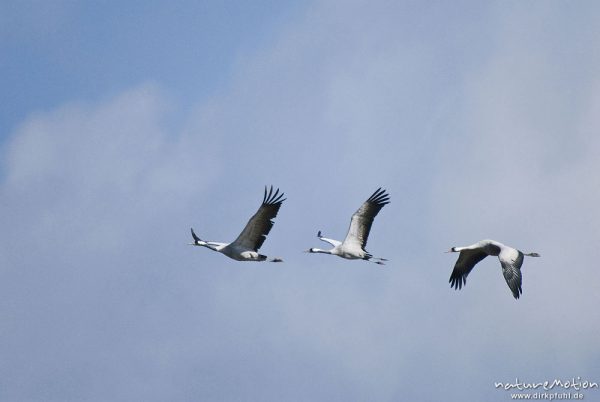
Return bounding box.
[192,240,221,252]
[450,246,476,253]
[310,248,333,255]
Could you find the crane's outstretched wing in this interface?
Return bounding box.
[230,186,285,251]
[317,230,342,247]
[499,250,524,299]
[449,249,489,290]
[342,188,390,249]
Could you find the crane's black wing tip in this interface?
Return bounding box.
[263,186,286,205]
[449,275,466,290]
[511,284,522,299]
[190,228,201,242]
[367,188,390,205]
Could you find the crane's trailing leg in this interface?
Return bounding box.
[364,252,387,265]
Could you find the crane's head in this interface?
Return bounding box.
[305,248,316,253]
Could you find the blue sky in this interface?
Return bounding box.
[1,0,302,136]
[2,1,600,401]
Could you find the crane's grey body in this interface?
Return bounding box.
[447,239,540,299]
[190,186,285,262]
[307,188,390,265]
